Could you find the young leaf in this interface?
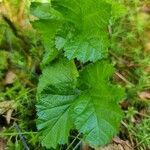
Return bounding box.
[37,58,79,148]
[52,0,111,62]
[73,61,125,147]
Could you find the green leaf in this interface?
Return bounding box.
[34,1,126,148]
[31,0,125,63]
[52,0,111,62]
[32,20,60,66]
[31,2,63,66]
[37,58,79,93]
[37,94,76,149]
[30,2,52,19]
[37,58,79,148]
[30,2,61,20]
[73,61,125,147]
[106,0,126,22]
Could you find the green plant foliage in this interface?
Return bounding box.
[37,58,79,94]
[37,58,79,148]
[37,60,125,148]
[32,20,60,66]
[31,2,52,19]
[31,2,60,20]
[52,0,111,62]
[106,0,126,21]
[73,61,125,147]
[37,94,76,148]
[31,0,125,63]
[32,0,126,149]
[31,2,63,67]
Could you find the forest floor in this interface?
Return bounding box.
[0,0,150,150]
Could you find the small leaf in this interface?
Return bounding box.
[73,61,125,147]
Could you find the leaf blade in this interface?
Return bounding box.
[37,58,79,148]
[53,0,111,62]
[73,61,125,147]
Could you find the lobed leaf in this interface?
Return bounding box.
[31,0,126,63]
[33,1,126,149]
[37,60,125,148]
[73,61,125,147]
[37,94,76,148]
[53,0,111,62]
[37,58,79,148]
